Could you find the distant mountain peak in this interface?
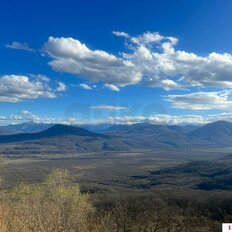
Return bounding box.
[189,120,232,145]
[23,120,34,124]
[0,124,107,144]
[35,124,106,138]
[207,120,232,125]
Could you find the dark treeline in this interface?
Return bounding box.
[94,189,232,232]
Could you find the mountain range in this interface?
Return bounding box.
[0,120,232,153]
[0,121,52,134]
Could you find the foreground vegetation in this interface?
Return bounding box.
[0,169,231,231]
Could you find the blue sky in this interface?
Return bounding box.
[1,0,232,125]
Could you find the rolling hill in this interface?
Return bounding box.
[189,120,232,145]
[1,121,232,156]
[0,124,135,153]
[105,123,211,148]
[0,124,107,144]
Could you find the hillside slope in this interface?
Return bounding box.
[189,121,232,145]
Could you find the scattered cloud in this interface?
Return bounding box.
[104,84,120,92]
[90,105,128,111]
[0,111,76,126]
[161,79,181,91]
[0,75,62,102]
[94,113,232,125]
[56,82,66,92]
[43,32,232,90]
[130,32,170,45]
[112,31,130,38]
[104,115,205,125]
[2,111,232,126]
[165,90,232,110]
[19,110,33,115]
[5,41,35,52]
[80,83,93,90]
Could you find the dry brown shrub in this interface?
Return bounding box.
[0,169,95,232]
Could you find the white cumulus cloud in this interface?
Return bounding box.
[43,32,232,91]
[44,36,142,87]
[0,75,62,102]
[165,91,232,110]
